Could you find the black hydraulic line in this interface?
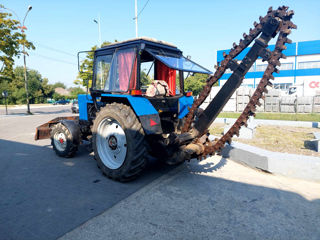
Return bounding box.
[193,17,280,135]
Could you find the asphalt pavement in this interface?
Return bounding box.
[1,105,320,240]
[0,106,172,240]
[0,104,70,116]
[60,157,320,240]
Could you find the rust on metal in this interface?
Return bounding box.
[34,116,78,140]
[182,6,296,158]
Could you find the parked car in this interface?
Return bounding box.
[71,100,79,113]
[53,99,70,105]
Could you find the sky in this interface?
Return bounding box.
[2,0,320,87]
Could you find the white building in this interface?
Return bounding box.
[217,40,320,96]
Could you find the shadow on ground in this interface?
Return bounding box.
[0,139,173,240]
[0,107,71,116]
[59,156,320,240]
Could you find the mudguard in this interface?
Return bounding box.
[59,119,81,145]
[78,94,162,135]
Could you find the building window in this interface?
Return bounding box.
[279,63,293,70]
[273,83,292,90]
[298,61,320,69]
[256,64,268,72]
[241,84,254,88]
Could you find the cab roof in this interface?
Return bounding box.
[96,37,181,53]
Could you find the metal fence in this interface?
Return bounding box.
[201,87,320,113]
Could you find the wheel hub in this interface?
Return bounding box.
[54,132,67,152]
[96,118,127,169]
[108,135,118,150]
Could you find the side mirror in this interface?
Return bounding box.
[77,50,94,73]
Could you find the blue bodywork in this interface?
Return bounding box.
[78,94,159,121]
[79,94,194,121]
[100,94,158,116]
[178,96,194,119]
[78,94,93,121]
[78,94,194,134]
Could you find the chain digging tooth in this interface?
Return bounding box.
[233,42,237,48]
[243,33,248,38]
[274,67,280,74]
[268,6,273,13]
[289,22,297,29]
[287,10,294,17]
[235,130,240,137]
[285,38,292,44]
[279,45,287,50]
[250,112,256,117]
[269,75,275,80]
[281,53,287,59]
[223,51,227,58]
[259,16,263,21]
[267,81,273,87]
[282,29,291,35]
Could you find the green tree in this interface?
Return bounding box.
[41,78,54,99]
[7,66,53,104]
[0,5,35,80]
[75,41,113,87]
[69,86,86,99]
[140,71,152,86]
[52,92,68,101]
[52,82,66,89]
[184,73,212,96]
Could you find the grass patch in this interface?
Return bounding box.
[209,123,320,157]
[218,112,320,122]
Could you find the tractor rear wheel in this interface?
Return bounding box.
[51,123,78,157]
[92,103,147,182]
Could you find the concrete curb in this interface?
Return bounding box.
[216,117,320,128]
[221,141,320,182]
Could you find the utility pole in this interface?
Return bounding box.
[2,91,8,115]
[135,0,138,38]
[22,6,32,114]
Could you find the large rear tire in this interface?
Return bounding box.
[92,103,147,182]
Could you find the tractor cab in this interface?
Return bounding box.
[90,38,211,125]
[92,37,211,95]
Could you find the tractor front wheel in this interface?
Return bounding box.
[51,123,78,157]
[92,103,147,182]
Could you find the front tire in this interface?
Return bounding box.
[92,103,147,182]
[51,123,78,157]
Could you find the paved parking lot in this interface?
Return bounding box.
[0,106,172,240]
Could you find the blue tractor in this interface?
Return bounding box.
[35,7,296,181]
[36,38,212,181]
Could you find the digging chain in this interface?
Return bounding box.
[182,6,297,158]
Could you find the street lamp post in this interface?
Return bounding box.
[93,15,102,48]
[1,5,32,114]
